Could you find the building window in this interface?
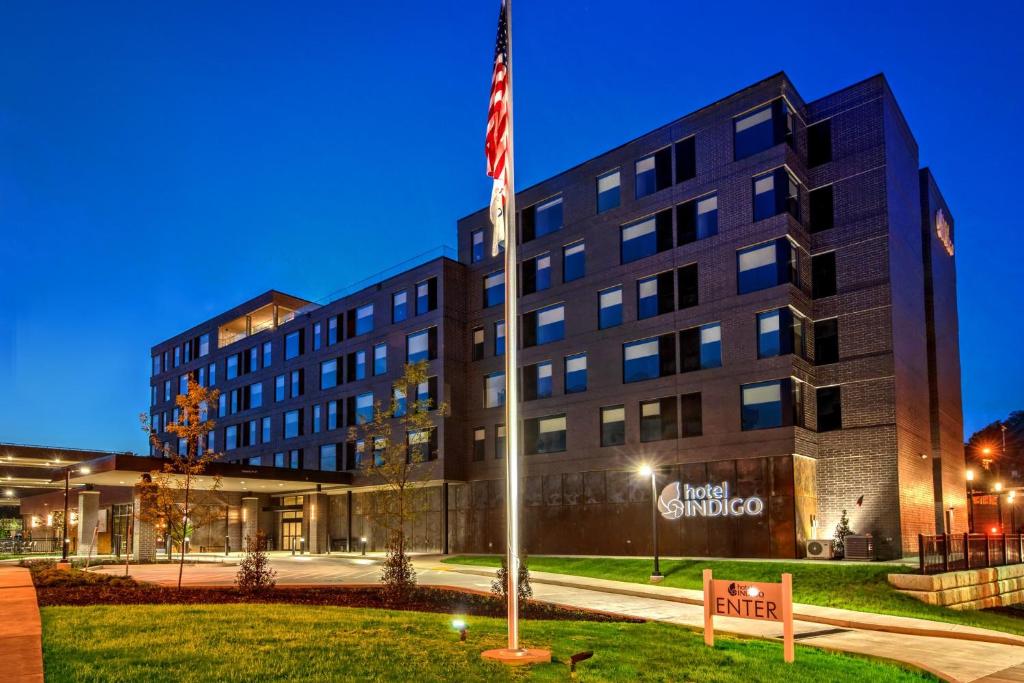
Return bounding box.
[521,253,551,295]
[522,195,563,242]
[677,264,699,309]
[737,239,797,294]
[680,392,702,437]
[284,409,302,439]
[392,291,408,323]
[473,428,486,462]
[817,386,842,432]
[677,194,718,245]
[621,210,672,264]
[393,387,407,417]
[563,241,585,282]
[320,444,337,471]
[637,272,674,320]
[807,119,833,167]
[525,414,566,455]
[523,361,553,401]
[814,319,839,365]
[484,270,505,308]
[598,287,623,329]
[812,252,837,299]
[600,406,625,447]
[472,327,485,361]
[225,425,237,451]
[484,372,505,408]
[355,392,373,424]
[623,334,676,383]
[328,316,339,345]
[741,379,799,431]
[734,99,793,160]
[199,333,210,357]
[597,169,620,213]
[174,346,180,368]
[208,362,216,387]
[262,416,271,443]
[406,327,437,363]
[564,353,587,394]
[321,359,338,390]
[523,304,564,347]
[285,330,303,360]
[247,346,259,374]
[373,343,388,375]
[408,428,438,462]
[495,424,506,459]
[494,320,506,356]
[262,341,272,368]
[757,308,805,358]
[312,405,321,434]
[674,136,696,183]
[327,400,339,430]
[226,354,239,381]
[641,397,678,442]
[249,382,263,409]
[680,323,722,372]
[416,278,437,315]
[635,148,671,198]
[347,350,367,382]
[289,369,304,398]
[353,304,374,336]
[417,376,438,409]
[809,185,834,232]
[275,374,285,402]
[179,374,188,396]
[313,322,322,351]
[753,168,801,222]
[471,228,485,263]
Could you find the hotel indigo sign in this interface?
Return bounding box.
[657,481,765,520]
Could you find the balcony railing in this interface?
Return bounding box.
[918,533,1024,574]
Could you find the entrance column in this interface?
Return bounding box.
[305,492,329,554]
[21,513,34,538]
[132,492,156,562]
[241,497,259,549]
[76,490,100,556]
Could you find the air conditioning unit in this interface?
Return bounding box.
[845,534,875,561]
[805,539,834,559]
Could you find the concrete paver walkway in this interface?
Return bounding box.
[93,553,1024,683]
[0,566,44,682]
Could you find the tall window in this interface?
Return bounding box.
[199,333,210,357]
[524,414,566,454]
[757,308,805,358]
[285,330,303,360]
[473,428,486,461]
[522,195,563,242]
[598,287,623,329]
[812,252,837,299]
[674,136,696,183]
[290,369,304,398]
[809,185,834,232]
[284,409,302,438]
[262,341,272,368]
[600,406,625,447]
[472,327,485,361]
[597,169,620,213]
[416,278,437,315]
[313,322,322,351]
[623,334,676,383]
[494,320,505,356]
[640,397,678,442]
[817,386,842,432]
[677,264,699,309]
[225,425,238,451]
[563,241,585,282]
[227,354,239,380]
[621,210,672,264]
[807,119,833,167]
[312,405,321,433]
[814,318,839,365]
[484,271,505,308]
[680,392,702,437]
[734,99,793,160]
[635,148,671,198]
[320,444,337,471]
[741,379,800,431]
[393,387,407,417]
[354,304,374,336]
[495,424,506,459]
[355,392,373,424]
[208,361,217,387]
[737,239,797,294]
[274,374,285,402]
[348,349,367,381]
[484,372,505,408]
[471,228,485,263]
[523,304,564,347]
[680,323,722,372]
[373,343,388,375]
[328,316,339,345]
[522,361,553,401]
[321,359,338,390]
[327,400,339,430]
[392,291,408,323]
[521,253,551,295]
[564,353,587,394]
[406,327,437,363]
[677,194,718,245]
[637,272,674,320]
[753,168,801,222]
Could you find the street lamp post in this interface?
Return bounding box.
[639,464,662,581]
[996,481,1004,533]
[966,469,975,533]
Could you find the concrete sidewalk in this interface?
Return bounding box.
[0,566,44,682]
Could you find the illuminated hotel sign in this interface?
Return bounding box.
[657,481,765,520]
[935,208,954,256]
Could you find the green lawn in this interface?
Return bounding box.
[444,555,1024,636]
[41,604,935,682]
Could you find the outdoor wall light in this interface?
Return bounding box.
[966,469,975,482]
[80,467,91,475]
[451,619,468,641]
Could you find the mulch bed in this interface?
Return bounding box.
[36,584,641,623]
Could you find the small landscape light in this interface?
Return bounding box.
[451,618,468,641]
[569,651,593,673]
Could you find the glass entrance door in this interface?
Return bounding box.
[111,504,132,558]
[281,511,303,551]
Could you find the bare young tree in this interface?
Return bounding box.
[348,360,448,600]
[138,377,222,588]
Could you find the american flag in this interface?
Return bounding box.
[486,0,510,256]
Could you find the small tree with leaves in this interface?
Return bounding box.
[138,377,223,588]
[348,360,448,602]
[491,553,533,606]
[833,509,853,558]
[236,531,277,593]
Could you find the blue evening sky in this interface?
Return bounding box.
[1,1,1020,452]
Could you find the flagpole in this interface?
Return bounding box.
[502,0,522,654]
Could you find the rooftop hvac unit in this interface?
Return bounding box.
[845,534,875,561]
[805,539,834,560]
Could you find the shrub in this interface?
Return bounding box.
[833,509,853,558]
[236,532,276,594]
[491,554,533,604]
[380,541,416,603]
[27,562,138,589]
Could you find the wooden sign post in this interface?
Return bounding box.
[703,569,794,663]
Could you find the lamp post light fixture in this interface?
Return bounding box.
[360,536,367,556]
[967,469,975,532]
[996,482,1005,533]
[452,618,468,642]
[638,464,662,582]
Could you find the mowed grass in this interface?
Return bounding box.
[444,556,1024,636]
[41,604,936,682]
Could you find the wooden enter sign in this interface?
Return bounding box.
[702,569,794,663]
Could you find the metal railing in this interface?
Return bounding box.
[919,533,1024,574]
[0,537,68,555]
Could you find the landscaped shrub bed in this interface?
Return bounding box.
[36,583,638,622]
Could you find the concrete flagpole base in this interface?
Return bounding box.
[481,648,552,666]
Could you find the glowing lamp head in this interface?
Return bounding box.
[996,482,1004,492]
[638,464,653,477]
[966,469,975,482]
[451,619,466,630]
[79,466,90,475]
[992,527,999,534]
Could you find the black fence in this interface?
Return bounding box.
[919,533,1024,574]
[0,537,68,555]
